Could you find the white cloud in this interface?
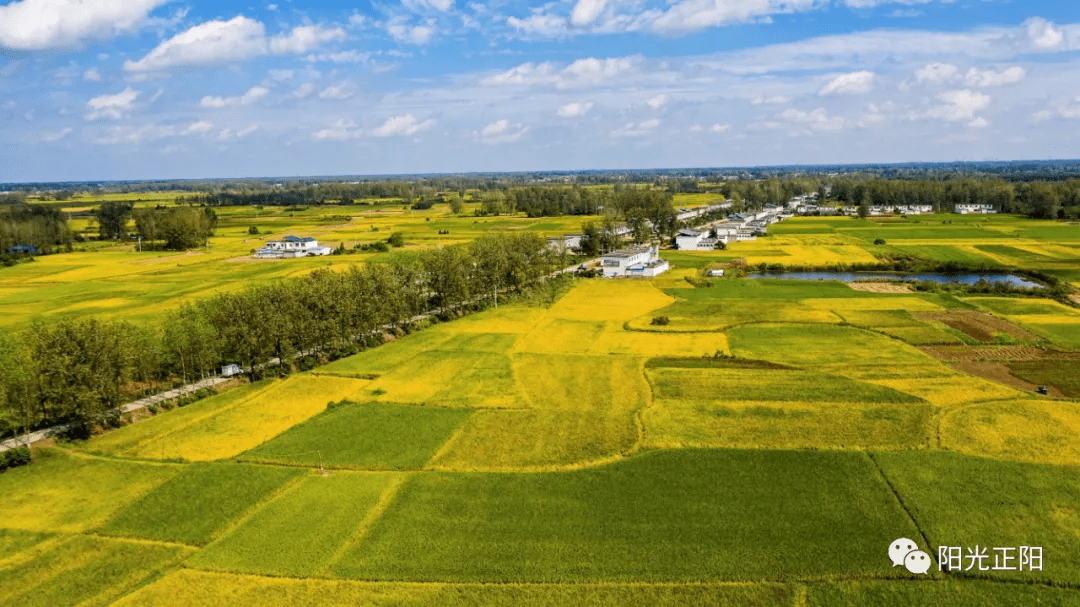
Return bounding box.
[293,83,316,99]
[479,119,529,144]
[372,114,435,137]
[646,94,669,109]
[404,0,455,12]
[0,0,167,50]
[914,62,959,85]
[819,70,875,95]
[780,108,845,131]
[85,87,139,120]
[643,0,818,35]
[710,123,730,133]
[319,83,354,100]
[481,55,640,89]
[218,124,258,140]
[94,120,217,144]
[506,13,567,37]
[611,118,660,137]
[268,24,346,54]
[37,127,73,142]
[557,101,593,117]
[965,66,1025,87]
[306,50,371,64]
[312,118,360,141]
[919,89,991,127]
[124,17,346,72]
[83,67,101,81]
[750,95,789,105]
[570,0,606,27]
[268,69,294,81]
[1026,17,1063,50]
[185,120,213,134]
[200,86,269,108]
[387,18,435,45]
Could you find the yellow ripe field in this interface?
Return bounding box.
[869,376,1027,407]
[363,351,520,409]
[0,450,179,533]
[547,279,675,322]
[625,300,841,332]
[737,244,879,265]
[643,399,935,451]
[801,297,944,313]
[132,375,371,461]
[941,400,1080,465]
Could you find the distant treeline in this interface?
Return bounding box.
[0,232,559,439]
[825,177,1080,220]
[712,176,1080,220]
[9,159,1080,195]
[0,204,76,254]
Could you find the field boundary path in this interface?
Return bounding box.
[0,376,229,453]
[0,258,598,454]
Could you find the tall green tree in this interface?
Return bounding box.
[96,202,133,240]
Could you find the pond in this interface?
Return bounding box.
[746,271,1045,289]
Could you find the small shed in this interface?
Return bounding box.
[708,269,725,277]
[222,364,242,378]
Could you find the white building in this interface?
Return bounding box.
[601,245,669,278]
[255,235,333,258]
[676,229,706,250]
[955,204,997,214]
[547,233,582,252]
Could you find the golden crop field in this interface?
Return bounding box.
[136,375,372,461]
[941,399,1080,465]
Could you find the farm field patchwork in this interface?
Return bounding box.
[4,212,1080,604]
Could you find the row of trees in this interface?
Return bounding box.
[95,202,218,249]
[0,232,559,439]
[824,178,1080,220]
[0,204,75,253]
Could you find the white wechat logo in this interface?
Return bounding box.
[890,537,931,575]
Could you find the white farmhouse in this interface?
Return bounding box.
[600,245,669,278]
[676,229,706,250]
[954,204,997,214]
[547,233,582,252]
[255,235,333,258]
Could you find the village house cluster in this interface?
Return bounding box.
[791,193,999,216]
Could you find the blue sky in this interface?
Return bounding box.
[2,0,1079,181]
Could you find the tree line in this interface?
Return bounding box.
[96,202,218,250]
[0,232,559,440]
[825,178,1079,219]
[0,204,76,255]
